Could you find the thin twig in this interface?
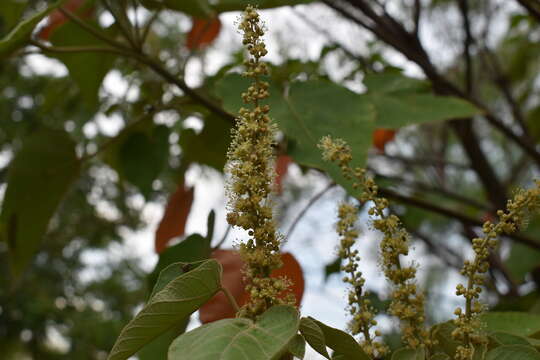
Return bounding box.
[141,9,161,45]
[292,8,372,71]
[58,7,131,51]
[212,225,232,251]
[284,182,336,244]
[379,187,540,251]
[515,0,540,22]
[375,172,491,211]
[220,287,240,313]
[100,0,139,50]
[458,0,474,94]
[30,40,130,56]
[413,0,421,37]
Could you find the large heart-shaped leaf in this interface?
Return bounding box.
[168,305,300,360]
[108,259,222,360]
[0,0,65,58]
[0,128,80,278]
[486,345,540,360]
[363,72,480,128]
[216,74,375,194]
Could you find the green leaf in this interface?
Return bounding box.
[168,305,300,360]
[288,334,306,359]
[107,259,222,360]
[141,262,211,359]
[482,312,540,337]
[430,321,460,356]
[143,0,314,15]
[213,0,314,13]
[216,74,375,195]
[138,320,189,360]
[363,72,480,128]
[140,262,203,359]
[363,71,428,94]
[391,347,426,360]
[430,354,451,360]
[118,124,169,197]
[140,0,213,17]
[505,218,540,282]
[103,120,169,197]
[179,115,232,171]
[149,261,202,299]
[0,0,27,36]
[490,332,532,347]
[49,21,116,107]
[281,80,374,190]
[0,0,65,58]
[486,345,540,360]
[324,257,342,281]
[309,317,371,360]
[0,128,80,277]
[206,210,216,242]
[299,318,330,359]
[147,233,212,294]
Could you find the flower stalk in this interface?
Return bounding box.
[452,182,540,360]
[225,5,291,319]
[319,136,429,350]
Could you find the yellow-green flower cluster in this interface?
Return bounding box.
[319,136,429,350]
[452,181,540,360]
[336,202,388,357]
[225,5,290,319]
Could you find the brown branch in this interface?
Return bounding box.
[481,47,530,136]
[457,0,474,94]
[413,0,421,36]
[284,182,336,244]
[379,187,540,251]
[515,0,540,22]
[375,173,491,211]
[325,0,540,168]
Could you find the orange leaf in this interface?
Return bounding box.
[38,0,93,40]
[372,128,396,152]
[199,249,244,323]
[154,182,195,253]
[275,155,293,194]
[199,250,304,323]
[186,17,222,50]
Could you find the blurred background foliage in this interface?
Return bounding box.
[1,0,540,358]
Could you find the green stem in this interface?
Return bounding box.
[221,287,240,313]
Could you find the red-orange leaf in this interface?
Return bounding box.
[275,155,293,194]
[38,0,93,40]
[154,182,195,253]
[372,128,396,152]
[199,250,304,323]
[186,16,222,50]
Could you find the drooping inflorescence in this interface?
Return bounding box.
[319,136,429,351]
[336,202,389,357]
[452,181,540,360]
[225,5,292,319]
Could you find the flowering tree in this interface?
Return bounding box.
[2,0,540,359]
